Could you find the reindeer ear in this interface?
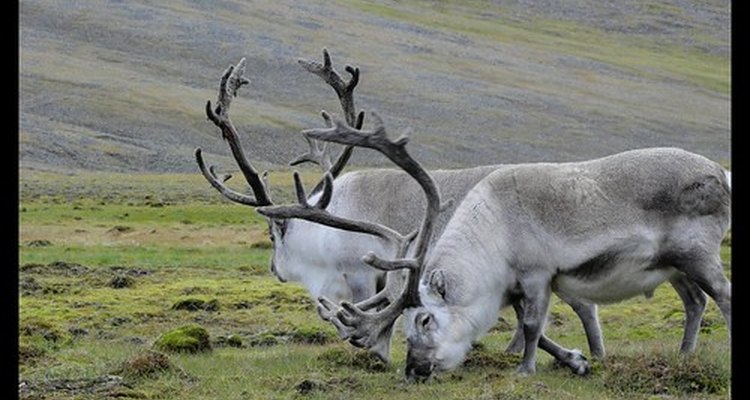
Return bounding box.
[428,269,446,299]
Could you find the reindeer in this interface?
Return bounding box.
[257,110,730,380]
[195,51,608,362]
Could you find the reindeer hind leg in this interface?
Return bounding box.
[669,273,707,353]
[672,254,730,341]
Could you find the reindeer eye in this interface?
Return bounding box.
[270,220,287,241]
[416,312,434,331]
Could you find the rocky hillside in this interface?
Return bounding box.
[19,0,730,173]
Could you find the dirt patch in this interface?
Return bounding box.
[19,375,139,400]
[25,239,53,247]
[181,286,209,295]
[317,347,388,372]
[116,350,174,379]
[295,376,361,395]
[603,353,729,396]
[21,261,89,276]
[110,275,136,289]
[110,316,132,326]
[108,225,133,234]
[231,300,255,310]
[171,298,221,312]
[250,240,272,249]
[243,326,335,348]
[214,334,244,348]
[263,290,314,311]
[19,343,46,365]
[20,277,43,295]
[110,266,151,276]
[462,346,521,370]
[68,327,90,337]
[247,332,280,347]
[20,320,65,343]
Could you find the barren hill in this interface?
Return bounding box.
[19,0,730,173]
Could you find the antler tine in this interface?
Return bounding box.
[304,111,440,267]
[256,173,413,247]
[298,48,360,126]
[202,58,273,207]
[195,148,263,206]
[299,49,366,196]
[289,136,333,171]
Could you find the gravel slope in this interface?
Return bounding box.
[19,0,730,173]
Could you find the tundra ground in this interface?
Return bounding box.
[19,170,730,399]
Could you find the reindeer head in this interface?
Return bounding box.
[196,50,363,290]
[402,267,486,380]
[257,104,448,374]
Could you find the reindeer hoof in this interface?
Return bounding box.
[514,364,536,377]
[568,349,590,376]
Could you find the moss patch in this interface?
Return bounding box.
[153,325,211,354]
[288,326,336,345]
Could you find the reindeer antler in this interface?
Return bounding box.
[297,49,366,195]
[258,111,441,361]
[196,58,273,207]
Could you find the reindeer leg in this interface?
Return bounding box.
[516,275,552,376]
[555,291,605,359]
[669,273,707,353]
[675,255,731,342]
[512,293,590,375]
[505,300,525,354]
[537,335,590,376]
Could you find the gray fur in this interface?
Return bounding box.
[271,163,607,361]
[404,147,730,378]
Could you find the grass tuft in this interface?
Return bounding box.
[603,351,729,396]
[116,350,174,379]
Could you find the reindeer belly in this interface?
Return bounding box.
[553,258,677,304]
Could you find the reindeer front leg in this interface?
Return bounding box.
[517,275,552,375]
[511,294,592,375]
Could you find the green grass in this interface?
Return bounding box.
[19,171,731,399]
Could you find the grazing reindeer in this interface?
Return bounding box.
[195,51,609,362]
[258,111,730,380]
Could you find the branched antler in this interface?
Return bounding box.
[298,48,361,127]
[196,58,273,207]
[290,136,333,171]
[297,49,366,193]
[257,172,416,251]
[259,111,441,362]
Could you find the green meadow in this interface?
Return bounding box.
[19,170,730,399]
